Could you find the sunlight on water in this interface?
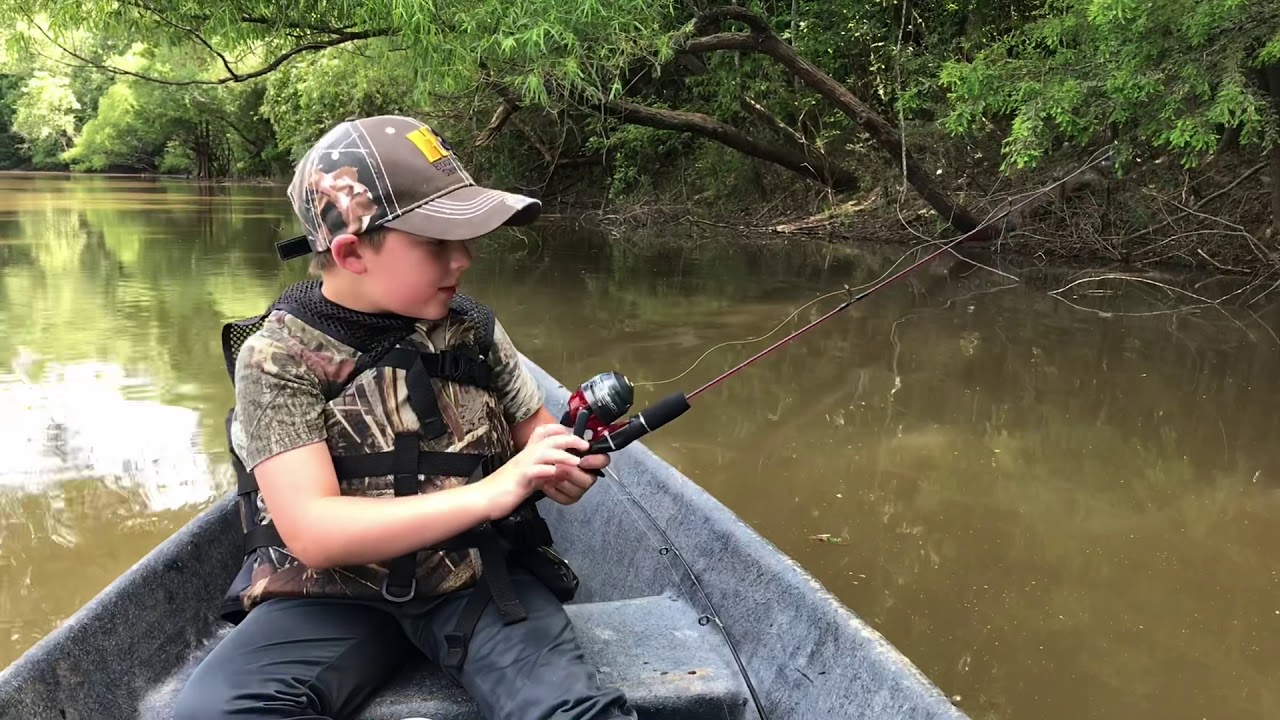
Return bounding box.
[0,355,217,511]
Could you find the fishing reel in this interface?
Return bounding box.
[561,371,690,455]
[561,371,635,440]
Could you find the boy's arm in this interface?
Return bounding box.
[511,406,562,449]
[252,441,505,568]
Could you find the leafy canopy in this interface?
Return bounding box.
[939,0,1280,169]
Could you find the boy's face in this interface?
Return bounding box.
[342,228,473,320]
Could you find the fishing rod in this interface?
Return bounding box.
[560,147,1114,450]
[563,215,984,452]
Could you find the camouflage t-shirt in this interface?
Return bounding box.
[230,309,545,472]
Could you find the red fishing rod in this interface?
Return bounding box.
[562,227,975,453]
[562,148,1112,451]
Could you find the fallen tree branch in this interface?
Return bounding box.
[474,98,521,147]
[602,97,859,191]
[1196,249,1251,274]
[680,9,981,235]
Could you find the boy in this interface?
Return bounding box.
[174,115,637,720]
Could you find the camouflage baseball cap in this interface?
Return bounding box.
[275,115,541,261]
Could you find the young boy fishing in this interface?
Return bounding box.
[174,114,637,720]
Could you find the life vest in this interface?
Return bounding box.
[217,279,578,669]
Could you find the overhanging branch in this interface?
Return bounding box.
[678,5,982,235]
[681,32,760,54]
[602,97,859,191]
[126,0,240,79]
[22,10,393,86]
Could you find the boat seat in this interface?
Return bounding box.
[356,594,747,720]
[144,594,749,720]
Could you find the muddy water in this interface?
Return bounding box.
[2,172,1279,719]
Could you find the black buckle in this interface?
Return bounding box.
[443,632,467,667]
[481,454,502,477]
[443,352,462,376]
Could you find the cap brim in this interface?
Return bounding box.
[381,185,541,241]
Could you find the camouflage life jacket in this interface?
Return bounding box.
[218,279,577,670]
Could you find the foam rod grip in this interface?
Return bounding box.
[638,392,691,431]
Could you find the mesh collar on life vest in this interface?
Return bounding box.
[221,279,488,383]
[275,279,417,354]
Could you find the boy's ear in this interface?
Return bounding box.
[329,233,368,273]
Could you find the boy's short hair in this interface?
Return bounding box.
[273,115,542,264]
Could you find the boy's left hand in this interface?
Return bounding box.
[542,452,610,505]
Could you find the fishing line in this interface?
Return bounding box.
[597,462,771,720]
[634,145,1114,395]
[630,243,937,389]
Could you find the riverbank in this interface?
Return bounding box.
[9,151,1279,285]
[592,169,1279,281]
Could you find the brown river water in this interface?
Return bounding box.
[1,172,1279,719]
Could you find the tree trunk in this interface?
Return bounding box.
[685,7,983,235]
[194,121,211,180]
[1266,62,1280,239]
[603,98,859,192]
[512,117,555,165]
[475,98,521,148]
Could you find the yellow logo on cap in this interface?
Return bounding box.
[406,126,452,163]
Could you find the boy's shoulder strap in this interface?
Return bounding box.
[220,284,498,396]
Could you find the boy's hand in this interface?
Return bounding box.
[478,423,586,521]
[542,452,609,506]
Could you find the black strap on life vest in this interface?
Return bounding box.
[234,342,504,557]
[381,433,427,601]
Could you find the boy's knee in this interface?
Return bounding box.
[171,679,225,720]
[170,669,270,720]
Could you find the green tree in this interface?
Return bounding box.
[63,43,285,177]
[11,69,80,167]
[0,73,31,168]
[939,0,1280,232]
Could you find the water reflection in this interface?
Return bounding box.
[0,356,216,511]
[1,172,1279,720]
[0,173,288,666]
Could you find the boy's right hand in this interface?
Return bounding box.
[478,423,588,521]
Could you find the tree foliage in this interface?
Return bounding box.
[939,0,1280,170]
[0,0,1279,254]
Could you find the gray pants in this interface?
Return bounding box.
[173,568,636,720]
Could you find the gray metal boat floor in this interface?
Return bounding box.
[139,594,749,720]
